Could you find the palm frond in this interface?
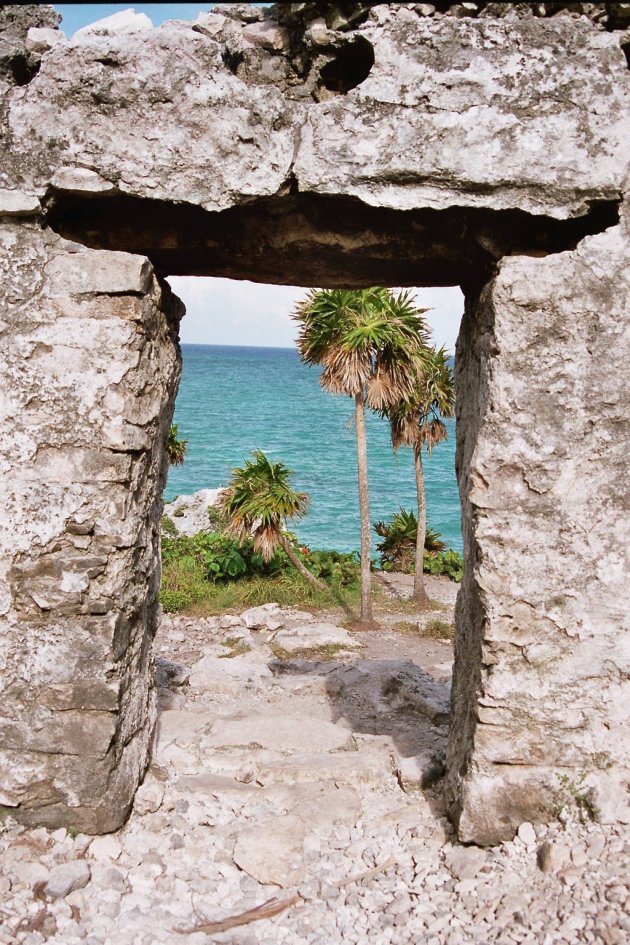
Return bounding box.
[218,450,310,562]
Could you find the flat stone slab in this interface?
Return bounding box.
[188,651,272,694]
[233,814,305,888]
[155,709,215,752]
[268,782,363,830]
[206,712,355,753]
[272,622,362,654]
[256,747,395,788]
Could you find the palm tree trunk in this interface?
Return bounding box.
[355,392,373,624]
[413,446,431,608]
[279,535,327,592]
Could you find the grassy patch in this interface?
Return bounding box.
[375,595,448,617]
[424,618,455,641]
[392,620,422,635]
[160,556,361,616]
[269,642,349,662]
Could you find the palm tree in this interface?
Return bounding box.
[293,288,430,624]
[167,424,187,466]
[219,450,326,591]
[385,347,455,607]
[374,507,446,572]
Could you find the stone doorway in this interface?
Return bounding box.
[1,3,628,851]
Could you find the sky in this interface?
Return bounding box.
[170,278,464,351]
[53,5,464,351]
[54,4,249,34]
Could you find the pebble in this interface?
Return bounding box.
[44,861,91,900]
[517,821,537,847]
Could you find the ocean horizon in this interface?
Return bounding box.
[165,343,462,554]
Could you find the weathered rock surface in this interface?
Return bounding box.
[446,199,630,844]
[0,2,628,840]
[273,621,362,653]
[233,814,306,887]
[206,712,356,753]
[0,608,628,945]
[0,224,183,832]
[163,488,223,536]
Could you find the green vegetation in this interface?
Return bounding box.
[374,507,445,572]
[160,522,360,615]
[380,346,455,606]
[293,287,431,625]
[423,548,463,582]
[424,618,456,641]
[374,508,463,582]
[167,423,187,466]
[219,450,326,590]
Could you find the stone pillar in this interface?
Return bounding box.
[0,213,182,832]
[447,211,630,844]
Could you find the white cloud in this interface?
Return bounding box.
[168,277,464,352]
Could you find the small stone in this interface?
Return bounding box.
[88,835,122,860]
[133,780,165,815]
[537,841,571,873]
[26,27,65,53]
[517,822,537,847]
[45,861,91,899]
[395,751,444,790]
[444,846,487,881]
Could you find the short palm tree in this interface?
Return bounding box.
[219,450,326,590]
[374,508,446,572]
[385,347,455,606]
[293,288,430,624]
[167,424,187,466]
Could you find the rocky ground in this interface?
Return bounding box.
[1,576,628,945]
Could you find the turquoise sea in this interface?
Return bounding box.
[165,345,462,554]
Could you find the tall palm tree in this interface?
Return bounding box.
[167,424,187,466]
[219,450,326,591]
[293,288,430,624]
[385,347,455,607]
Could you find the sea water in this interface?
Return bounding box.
[165,345,462,554]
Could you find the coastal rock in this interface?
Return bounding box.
[163,489,224,536]
[240,603,283,630]
[187,650,272,694]
[74,9,152,38]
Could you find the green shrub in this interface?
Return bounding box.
[374,508,445,572]
[423,549,463,582]
[424,618,455,640]
[159,554,207,612]
[300,548,360,587]
[161,515,178,538]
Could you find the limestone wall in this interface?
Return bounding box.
[0,219,182,830]
[449,204,630,842]
[0,2,628,837]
